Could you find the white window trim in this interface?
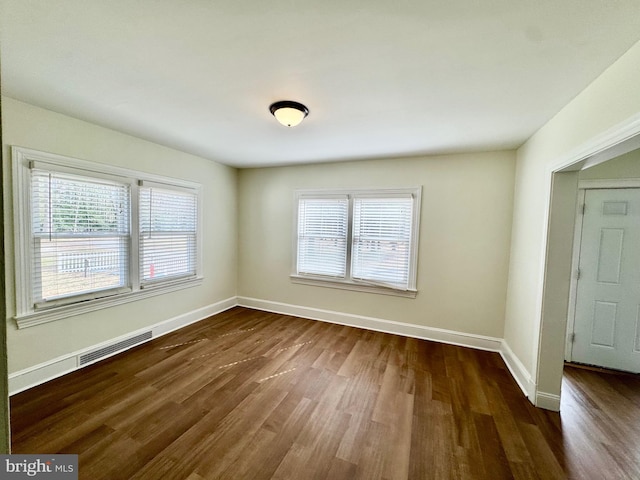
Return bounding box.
[291,187,421,298]
[11,146,203,328]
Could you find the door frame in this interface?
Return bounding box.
[534,113,640,412]
[565,180,640,362]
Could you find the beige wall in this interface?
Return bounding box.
[238,151,515,338]
[2,97,238,373]
[505,39,640,402]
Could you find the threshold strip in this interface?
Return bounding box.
[159,339,206,350]
[276,341,313,353]
[258,368,297,383]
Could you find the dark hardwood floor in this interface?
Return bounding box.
[10,307,640,479]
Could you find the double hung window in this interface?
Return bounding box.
[139,183,198,286]
[30,166,132,308]
[297,196,349,278]
[12,147,202,327]
[293,187,421,297]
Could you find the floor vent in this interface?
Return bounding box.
[79,331,153,366]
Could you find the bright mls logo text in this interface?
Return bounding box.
[0,455,78,479]
[5,458,55,476]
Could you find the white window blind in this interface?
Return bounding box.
[13,147,204,327]
[297,197,348,278]
[30,168,130,306]
[293,187,420,296]
[351,196,413,290]
[139,184,198,285]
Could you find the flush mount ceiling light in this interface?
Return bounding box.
[269,100,309,127]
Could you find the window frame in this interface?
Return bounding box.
[29,162,134,309]
[291,187,421,298]
[138,180,200,288]
[296,193,349,279]
[11,146,203,328]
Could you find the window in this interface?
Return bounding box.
[12,147,202,327]
[297,196,348,278]
[293,188,421,297]
[139,183,198,286]
[30,166,131,308]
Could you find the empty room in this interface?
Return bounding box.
[1,1,640,479]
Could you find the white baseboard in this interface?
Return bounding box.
[8,296,237,395]
[150,296,237,338]
[237,296,503,352]
[499,340,536,400]
[238,298,547,405]
[535,391,561,412]
[10,296,544,411]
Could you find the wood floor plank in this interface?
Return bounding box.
[483,379,535,465]
[516,421,566,480]
[213,426,278,480]
[352,420,388,480]
[382,391,414,480]
[472,412,514,479]
[9,307,640,479]
[189,382,290,478]
[240,395,317,479]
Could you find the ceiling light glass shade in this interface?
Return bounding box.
[269,101,309,127]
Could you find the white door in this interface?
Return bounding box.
[571,188,640,373]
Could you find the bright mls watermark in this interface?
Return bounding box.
[0,455,77,479]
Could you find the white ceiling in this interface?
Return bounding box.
[1,1,640,168]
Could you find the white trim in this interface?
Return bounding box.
[295,187,423,197]
[8,296,236,395]
[13,146,200,190]
[149,297,236,337]
[293,186,422,295]
[16,277,203,328]
[499,340,536,400]
[238,297,540,401]
[578,178,640,189]
[290,275,417,298]
[138,182,201,287]
[10,146,203,326]
[565,189,586,361]
[12,146,35,318]
[549,112,640,173]
[535,391,561,412]
[29,159,137,187]
[237,296,502,352]
[11,296,536,409]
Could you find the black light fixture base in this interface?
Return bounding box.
[269,100,309,117]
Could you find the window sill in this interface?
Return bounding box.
[14,276,203,329]
[290,275,417,298]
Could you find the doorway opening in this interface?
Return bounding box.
[538,136,640,411]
